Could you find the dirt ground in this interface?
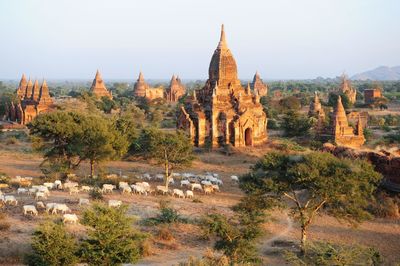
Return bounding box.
[0,145,399,265]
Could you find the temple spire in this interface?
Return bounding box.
[138,71,144,81]
[217,24,228,50]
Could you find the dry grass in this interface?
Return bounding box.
[0,144,399,265]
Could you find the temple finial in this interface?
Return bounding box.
[218,24,227,49]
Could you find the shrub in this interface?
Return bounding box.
[157,225,175,241]
[5,136,18,145]
[24,221,78,266]
[89,187,103,200]
[284,242,383,266]
[79,203,147,265]
[143,201,187,225]
[370,191,400,218]
[179,249,229,266]
[0,213,10,231]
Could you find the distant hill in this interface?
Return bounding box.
[351,66,400,81]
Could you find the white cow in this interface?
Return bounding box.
[131,185,147,195]
[102,184,115,194]
[52,204,70,215]
[119,182,129,189]
[180,180,190,187]
[63,214,78,224]
[43,182,55,190]
[211,184,220,192]
[17,188,28,194]
[35,191,47,200]
[81,186,91,192]
[36,201,45,209]
[191,183,203,191]
[69,187,80,195]
[63,182,79,190]
[28,188,37,195]
[121,186,132,194]
[231,175,239,182]
[45,203,57,213]
[173,189,185,198]
[155,174,164,181]
[142,173,151,180]
[185,190,194,199]
[23,205,38,216]
[54,180,63,189]
[78,198,90,206]
[204,186,213,195]
[108,200,122,208]
[4,195,18,205]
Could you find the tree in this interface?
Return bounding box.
[96,96,117,114]
[279,96,301,112]
[25,221,78,266]
[328,93,352,109]
[79,203,147,266]
[29,111,129,177]
[77,115,128,177]
[201,195,268,264]
[134,128,194,189]
[281,111,313,137]
[240,151,382,254]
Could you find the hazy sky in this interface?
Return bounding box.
[0,0,399,80]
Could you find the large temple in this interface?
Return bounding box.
[177,25,268,148]
[90,70,113,99]
[4,74,54,125]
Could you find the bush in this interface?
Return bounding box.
[79,203,147,265]
[89,187,103,200]
[5,136,18,145]
[179,249,229,266]
[143,201,187,225]
[157,225,175,241]
[0,213,10,231]
[284,242,383,266]
[370,191,400,218]
[24,221,78,266]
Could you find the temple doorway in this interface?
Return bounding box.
[245,128,252,146]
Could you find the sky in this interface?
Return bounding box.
[0,0,399,80]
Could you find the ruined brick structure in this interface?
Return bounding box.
[364,88,382,104]
[308,92,326,133]
[165,75,186,102]
[5,74,54,125]
[177,25,268,148]
[339,74,357,104]
[330,96,365,148]
[133,72,165,100]
[90,70,113,99]
[250,71,268,97]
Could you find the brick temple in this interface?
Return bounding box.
[90,70,113,99]
[177,25,268,148]
[4,74,54,125]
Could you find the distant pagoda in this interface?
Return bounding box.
[90,70,113,99]
[330,96,364,148]
[250,71,268,96]
[339,74,357,104]
[165,75,186,102]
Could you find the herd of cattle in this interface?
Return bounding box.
[0,173,240,224]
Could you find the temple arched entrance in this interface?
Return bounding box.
[245,128,253,146]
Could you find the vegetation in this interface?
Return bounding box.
[79,203,147,265]
[201,195,268,264]
[240,151,382,254]
[284,241,382,266]
[133,128,194,189]
[28,111,129,177]
[25,221,78,266]
[281,111,313,137]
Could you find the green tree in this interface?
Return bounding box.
[25,221,78,266]
[134,128,194,189]
[279,96,301,112]
[240,152,382,254]
[281,111,313,137]
[77,115,128,177]
[201,195,268,264]
[79,203,147,266]
[328,93,352,109]
[29,111,129,177]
